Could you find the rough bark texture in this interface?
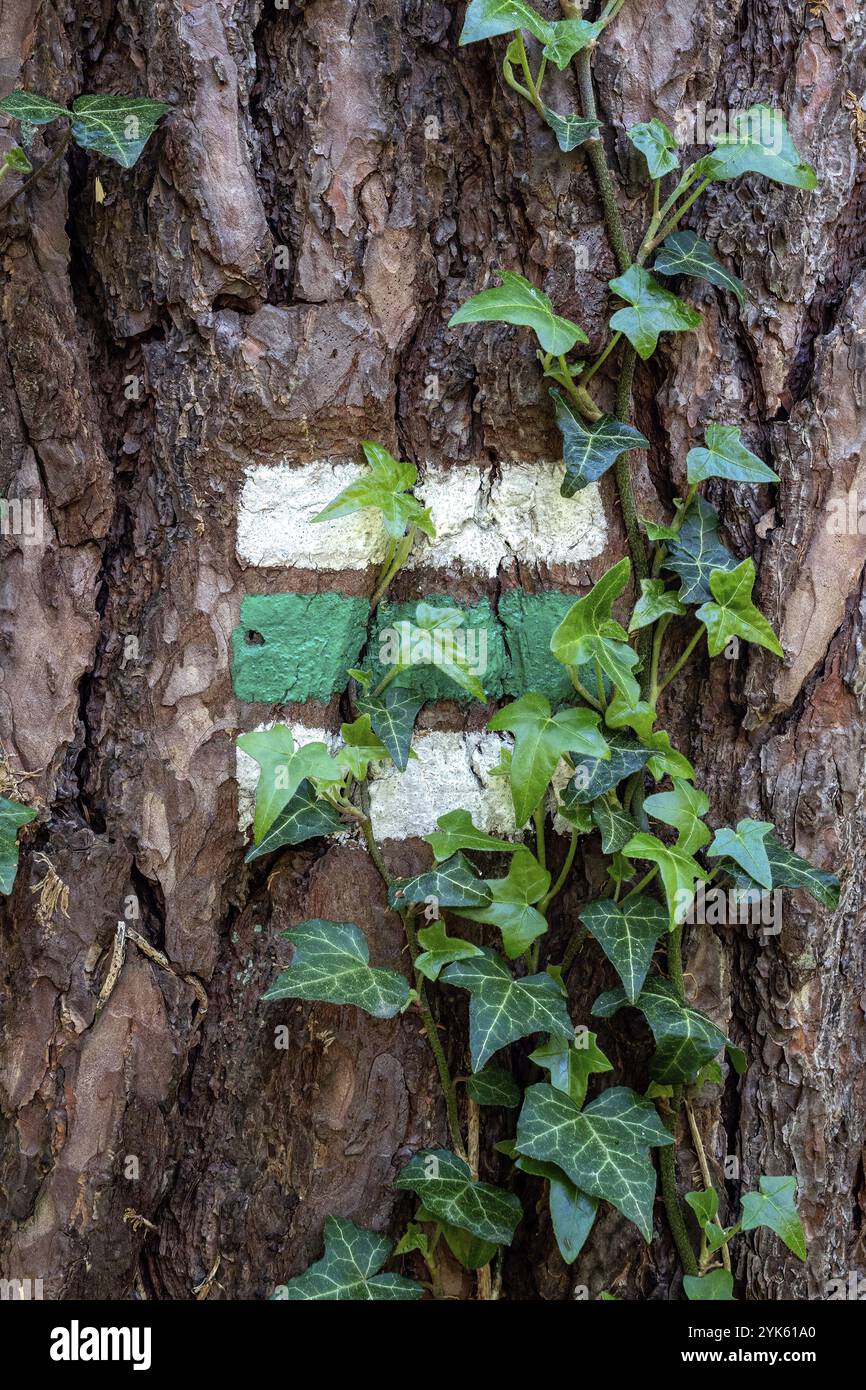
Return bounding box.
[0,0,864,1301]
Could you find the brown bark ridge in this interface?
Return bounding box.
[0,0,864,1300]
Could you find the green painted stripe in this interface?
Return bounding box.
[231,589,581,705]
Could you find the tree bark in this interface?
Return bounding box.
[0,0,864,1300]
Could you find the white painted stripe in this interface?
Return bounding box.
[236,459,607,576]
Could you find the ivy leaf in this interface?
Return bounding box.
[645,731,696,783]
[604,687,658,743]
[564,730,653,806]
[389,852,492,911]
[465,1066,521,1108]
[550,557,642,705]
[686,423,778,485]
[459,0,555,45]
[274,1216,422,1301]
[593,977,728,1083]
[628,119,679,179]
[708,817,775,889]
[424,808,517,863]
[313,441,434,541]
[530,1031,613,1108]
[236,726,341,843]
[549,1179,599,1264]
[541,107,602,153]
[654,231,746,306]
[0,796,37,895]
[591,798,636,854]
[695,105,817,191]
[608,265,701,360]
[0,91,69,124]
[394,1149,523,1245]
[622,831,707,928]
[580,895,667,1004]
[441,951,574,1071]
[449,270,588,355]
[552,391,649,495]
[662,497,737,604]
[685,1188,739,1252]
[263,920,410,1019]
[628,578,686,632]
[391,603,487,701]
[419,1209,499,1270]
[393,1223,429,1258]
[641,515,681,542]
[747,833,839,909]
[488,693,608,827]
[415,921,483,982]
[643,778,711,855]
[516,1084,673,1239]
[542,18,604,68]
[70,94,167,168]
[336,715,388,780]
[357,685,423,772]
[683,1270,735,1301]
[462,848,551,959]
[696,558,784,658]
[740,1175,806,1260]
[3,146,32,173]
[244,780,344,862]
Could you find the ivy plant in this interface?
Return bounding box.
[247,3,834,1300]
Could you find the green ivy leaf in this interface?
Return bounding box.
[0,796,37,895]
[244,780,344,862]
[628,118,679,179]
[645,731,696,783]
[591,798,636,854]
[465,1066,522,1108]
[488,693,608,827]
[621,830,707,928]
[552,391,649,494]
[441,951,573,1071]
[608,265,701,360]
[313,441,434,541]
[580,895,667,1004]
[462,847,551,959]
[419,1209,499,1270]
[390,852,492,911]
[643,777,711,855]
[721,833,839,909]
[541,107,602,153]
[274,1216,423,1301]
[550,557,642,705]
[449,270,588,355]
[0,91,69,124]
[336,715,388,780]
[685,1188,739,1251]
[564,730,653,806]
[530,1031,614,1108]
[394,1149,523,1245]
[262,920,410,1019]
[603,687,657,743]
[236,725,341,843]
[459,0,555,45]
[549,1179,599,1264]
[542,18,604,68]
[392,1223,429,1258]
[424,808,517,862]
[686,423,778,485]
[641,515,682,542]
[740,1175,806,1260]
[594,977,728,1083]
[390,603,487,700]
[697,559,784,659]
[628,578,686,633]
[683,1269,735,1301]
[516,1084,673,1239]
[708,817,775,889]
[694,105,817,191]
[357,685,423,771]
[654,231,746,306]
[3,146,33,173]
[415,921,483,982]
[662,496,737,604]
[70,94,168,168]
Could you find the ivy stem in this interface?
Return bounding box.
[370,525,416,610]
[539,830,578,913]
[657,626,705,693]
[658,1127,698,1279]
[357,809,467,1161]
[650,178,713,251]
[533,805,547,870]
[514,31,545,117]
[575,51,631,275]
[0,129,71,217]
[624,864,657,899]
[684,1098,732,1274]
[649,613,673,703]
[580,330,621,386]
[569,669,603,710]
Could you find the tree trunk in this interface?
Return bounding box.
[1,0,864,1301]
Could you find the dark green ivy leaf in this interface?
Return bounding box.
[608,265,702,360]
[683,1269,735,1301]
[244,780,343,862]
[541,107,602,153]
[551,390,649,494]
[394,1149,522,1245]
[719,832,840,910]
[550,557,642,705]
[0,796,37,896]
[70,94,168,168]
[590,798,636,854]
[424,808,517,862]
[0,91,69,124]
[459,0,555,46]
[564,730,653,806]
[389,851,492,911]
[414,920,483,982]
[262,920,410,1019]
[593,976,728,1084]
[273,1216,422,1300]
[466,1066,522,1108]
[662,496,737,604]
[542,18,604,68]
[442,950,573,1071]
[529,1031,613,1108]
[580,894,667,1003]
[654,231,746,306]
[358,684,423,771]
